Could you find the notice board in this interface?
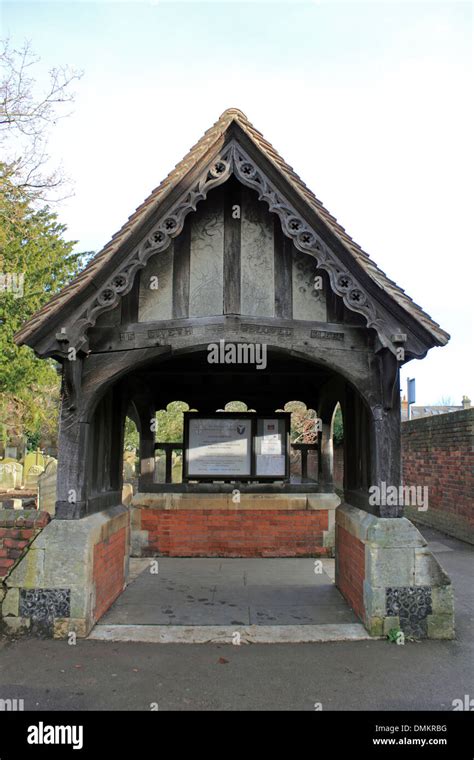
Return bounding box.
[183,412,290,481]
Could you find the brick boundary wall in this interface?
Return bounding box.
[139,509,331,557]
[92,525,128,621]
[0,510,50,579]
[335,524,365,621]
[401,409,474,544]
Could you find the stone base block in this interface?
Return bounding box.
[336,503,455,639]
[2,505,129,638]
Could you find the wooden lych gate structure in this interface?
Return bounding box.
[15,108,448,519]
[12,109,455,639]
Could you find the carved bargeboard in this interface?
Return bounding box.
[71,141,394,352]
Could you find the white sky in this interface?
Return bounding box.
[2,0,473,405]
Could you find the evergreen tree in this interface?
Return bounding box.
[0,165,87,447]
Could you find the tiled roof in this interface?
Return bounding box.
[15,108,449,346]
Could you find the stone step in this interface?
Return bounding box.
[88,622,376,644]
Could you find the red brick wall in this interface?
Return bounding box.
[139,509,330,557]
[335,525,365,621]
[0,510,50,578]
[93,525,127,620]
[401,409,474,543]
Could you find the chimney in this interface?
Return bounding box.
[462,395,471,410]
[401,395,408,420]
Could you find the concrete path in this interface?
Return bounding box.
[413,525,474,644]
[97,557,358,627]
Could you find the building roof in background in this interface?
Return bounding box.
[401,395,471,421]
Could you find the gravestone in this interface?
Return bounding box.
[38,459,57,515]
[11,462,23,488]
[0,462,23,490]
[2,498,23,510]
[25,464,44,491]
[155,453,166,483]
[122,483,133,506]
[0,463,16,490]
[123,451,136,483]
[23,451,45,486]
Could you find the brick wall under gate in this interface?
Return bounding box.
[139,509,330,557]
[131,494,338,558]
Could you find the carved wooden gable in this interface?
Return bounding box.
[15,109,449,360]
[133,181,327,325]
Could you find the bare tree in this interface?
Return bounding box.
[435,395,454,406]
[0,38,82,200]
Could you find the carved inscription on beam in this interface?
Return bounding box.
[311,330,345,342]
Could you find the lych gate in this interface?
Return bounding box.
[11,109,454,639]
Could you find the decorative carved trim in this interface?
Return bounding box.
[386,587,433,638]
[232,144,393,349]
[71,147,234,351]
[69,141,396,353]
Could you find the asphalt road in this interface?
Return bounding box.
[0,634,472,711]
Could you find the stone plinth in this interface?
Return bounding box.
[3,505,129,638]
[336,503,454,639]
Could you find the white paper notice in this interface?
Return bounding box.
[256,454,286,477]
[261,419,282,455]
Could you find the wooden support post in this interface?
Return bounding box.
[370,403,402,517]
[136,400,156,491]
[369,353,402,517]
[154,443,183,484]
[320,422,334,486]
[223,178,241,314]
[55,417,90,519]
[139,434,155,490]
[301,447,308,480]
[55,358,89,519]
[165,448,173,484]
[342,385,375,513]
[343,386,358,494]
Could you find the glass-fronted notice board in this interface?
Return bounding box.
[183,412,290,481]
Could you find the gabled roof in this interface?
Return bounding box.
[15,108,449,348]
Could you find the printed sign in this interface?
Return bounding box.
[187,418,251,477]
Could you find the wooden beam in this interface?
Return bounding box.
[172,218,190,319]
[121,273,139,324]
[274,218,293,319]
[223,178,241,314]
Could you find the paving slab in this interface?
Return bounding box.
[250,604,357,625]
[98,557,356,627]
[427,541,454,553]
